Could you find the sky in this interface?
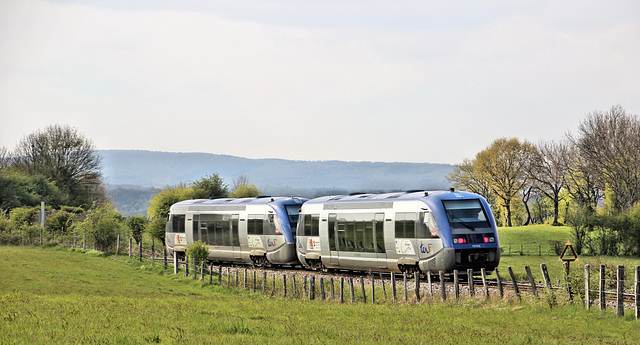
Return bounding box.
[1,0,639,164]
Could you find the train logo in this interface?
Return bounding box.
[307,237,321,251]
[395,239,415,255]
[267,238,278,248]
[248,235,263,248]
[175,234,187,245]
[420,242,429,254]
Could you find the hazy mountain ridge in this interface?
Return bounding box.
[100,150,455,215]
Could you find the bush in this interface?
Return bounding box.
[186,241,209,269]
[75,203,126,252]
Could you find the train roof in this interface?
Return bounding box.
[172,196,306,207]
[303,190,483,205]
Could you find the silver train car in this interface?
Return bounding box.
[296,190,500,274]
[165,196,307,266]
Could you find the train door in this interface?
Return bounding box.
[374,213,387,269]
[247,213,266,256]
[336,213,378,270]
[231,214,241,259]
[328,214,339,265]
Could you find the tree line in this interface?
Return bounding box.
[0,124,262,250]
[446,105,640,256]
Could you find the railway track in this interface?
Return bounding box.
[160,256,639,309]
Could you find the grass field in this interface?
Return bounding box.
[2,245,640,344]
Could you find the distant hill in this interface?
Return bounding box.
[100,150,455,215]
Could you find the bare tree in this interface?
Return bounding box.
[568,106,640,211]
[12,124,104,207]
[527,140,568,226]
[0,146,10,171]
[232,175,250,192]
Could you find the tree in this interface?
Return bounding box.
[147,187,190,220]
[147,218,167,246]
[229,184,262,198]
[190,173,228,199]
[475,138,536,227]
[229,175,261,198]
[76,203,127,252]
[569,106,640,211]
[446,158,493,200]
[11,125,106,209]
[0,170,62,210]
[527,140,569,226]
[0,147,10,171]
[47,210,76,241]
[125,216,148,244]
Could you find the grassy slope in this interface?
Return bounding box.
[2,246,640,344]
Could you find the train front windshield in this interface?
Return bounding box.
[284,205,301,230]
[442,200,490,231]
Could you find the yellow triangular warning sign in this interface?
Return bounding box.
[558,241,579,262]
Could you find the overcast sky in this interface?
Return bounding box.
[1,0,638,164]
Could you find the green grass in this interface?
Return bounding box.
[2,245,640,344]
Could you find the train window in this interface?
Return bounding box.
[395,213,416,238]
[375,213,385,253]
[248,214,264,235]
[284,205,301,229]
[232,215,240,246]
[168,214,185,233]
[442,200,490,231]
[302,214,320,237]
[264,213,277,235]
[329,214,337,251]
[335,213,377,253]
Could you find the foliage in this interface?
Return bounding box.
[75,203,127,252]
[46,210,76,238]
[190,173,228,199]
[185,240,209,269]
[11,124,106,209]
[125,216,148,244]
[10,206,39,228]
[0,170,62,210]
[147,218,167,246]
[229,183,262,198]
[146,187,191,219]
[569,105,640,211]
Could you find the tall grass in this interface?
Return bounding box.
[2,245,640,344]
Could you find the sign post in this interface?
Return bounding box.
[559,241,579,271]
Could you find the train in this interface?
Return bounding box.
[165,189,500,275]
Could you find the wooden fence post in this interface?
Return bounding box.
[193,260,197,280]
[360,276,366,303]
[185,257,189,277]
[380,273,386,297]
[391,273,396,302]
[74,231,77,248]
[428,271,433,299]
[541,263,551,289]
[209,263,213,285]
[238,269,241,287]
[349,278,355,303]
[599,264,606,310]
[309,275,315,300]
[495,268,503,299]
[508,266,521,301]
[138,241,142,262]
[467,269,474,297]
[128,237,132,257]
[292,274,297,297]
[403,272,408,303]
[525,266,536,297]
[200,262,205,280]
[218,265,222,285]
[414,272,420,302]
[164,248,168,270]
[331,277,335,300]
[320,277,325,301]
[228,268,231,286]
[116,234,120,255]
[173,254,177,275]
[635,266,639,320]
[617,265,624,317]
[283,274,287,297]
[481,268,489,300]
[371,274,375,304]
[340,277,344,303]
[439,270,446,301]
[585,264,590,310]
[563,262,572,301]
[151,238,155,266]
[453,270,460,300]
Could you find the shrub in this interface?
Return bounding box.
[186,240,209,269]
[75,203,126,252]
